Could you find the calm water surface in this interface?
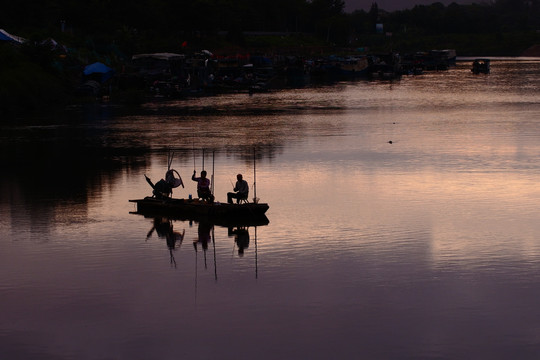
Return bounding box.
[2,60,540,359]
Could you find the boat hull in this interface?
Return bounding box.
[130,197,269,225]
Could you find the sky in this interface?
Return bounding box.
[344,0,477,12]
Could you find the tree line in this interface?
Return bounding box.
[1,0,539,55]
[1,0,539,117]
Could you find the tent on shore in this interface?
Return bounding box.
[83,62,115,83]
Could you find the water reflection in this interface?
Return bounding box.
[145,217,185,267]
[193,220,213,252]
[229,226,250,256]
[2,60,540,359]
[141,216,264,269]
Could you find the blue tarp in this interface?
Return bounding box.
[83,62,115,83]
[0,29,25,44]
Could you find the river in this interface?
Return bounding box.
[1,59,540,359]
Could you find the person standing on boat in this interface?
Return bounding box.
[192,170,214,203]
[227,173,249,204]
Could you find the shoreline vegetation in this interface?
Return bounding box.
[1,0,539,119]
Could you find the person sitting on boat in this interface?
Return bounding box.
[227,173,249,204]
[192,170,214,203]
[145,175,173,199]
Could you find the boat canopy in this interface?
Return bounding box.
[132,53,185,61]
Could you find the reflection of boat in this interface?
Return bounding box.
[130,197,269,226]
[143,217,263,279]
[472,59,490,74]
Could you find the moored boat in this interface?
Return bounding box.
[368,53,402,80]
[472,58,490,74]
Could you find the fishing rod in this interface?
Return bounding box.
[192,126,196,172]
[212,150,215,197]
[168,149,174,171]
[253,147,257,203]
[202,148,205,171]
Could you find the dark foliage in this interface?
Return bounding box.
[0,0,538,54]
[1,0,539,117]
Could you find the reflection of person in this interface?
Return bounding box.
[228,227,250,256]
[227,174,249,204]
[193,221,213,251]
[192,170,214,203]
[146,218,185,267]
[146,217,185,250]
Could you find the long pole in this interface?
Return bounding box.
[168,149,174,171]
[192,127,196,171]
[212,150,215,196]
[253,148,257,202]
[202,149,205,171]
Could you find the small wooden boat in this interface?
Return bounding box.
[132,149,269,225]
[472,58,490,74]
[130,196,269,224]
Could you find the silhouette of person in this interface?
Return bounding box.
[227,173,249,204]
[192,170,214,203]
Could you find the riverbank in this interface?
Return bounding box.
[2,36,540,121]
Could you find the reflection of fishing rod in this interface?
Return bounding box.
[212,226,217,281]
[170,249,177,268]
[204,242,207,269]
[253,148,257,203]
[194,243,198,305]
[255,226,258,279]
[169,227,184,269]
